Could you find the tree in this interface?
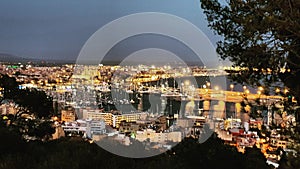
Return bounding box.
[0,127,24,155]
[244,146,272,169]
[0,75,55,140]
[0,75,53,118]
[200,0,300,131]
[200,0,300,101]
[0,74,19,99]
[278,151,300,169]
[15,88,54,118]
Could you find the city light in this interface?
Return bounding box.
[206,82,211,87]
[214,86,219,91]
[0,62,294,165]
[245,89,250,94]
[230,84,234,91]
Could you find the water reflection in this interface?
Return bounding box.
[97,76,244,120]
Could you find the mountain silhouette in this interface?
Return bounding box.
[0,53,31,63]
[0,53,74,65]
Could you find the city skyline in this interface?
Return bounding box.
[0,0,298,168]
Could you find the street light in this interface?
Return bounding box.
[230,84,234,91]
[257,90,261,95]
[184,80,190,86]
[206,82,211,88]
[275,88,280,94]
[245,89,250,94]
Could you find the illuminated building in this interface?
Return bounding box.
[61,108,76,122]
[112,112,147,128]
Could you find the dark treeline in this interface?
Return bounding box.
[0,127,272,169]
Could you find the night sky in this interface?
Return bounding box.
[0,0,225,65]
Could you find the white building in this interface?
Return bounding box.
[86,119,106,139]
[82,109,113,125]
[62,120,87,133]
[82,109,102,119]
[81,109,148,128]
[112,112,148,128]
[135,129,182,143]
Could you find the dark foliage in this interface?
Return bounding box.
[0,129,272,169]
[200,0,300,104]
[0,75,55,140]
